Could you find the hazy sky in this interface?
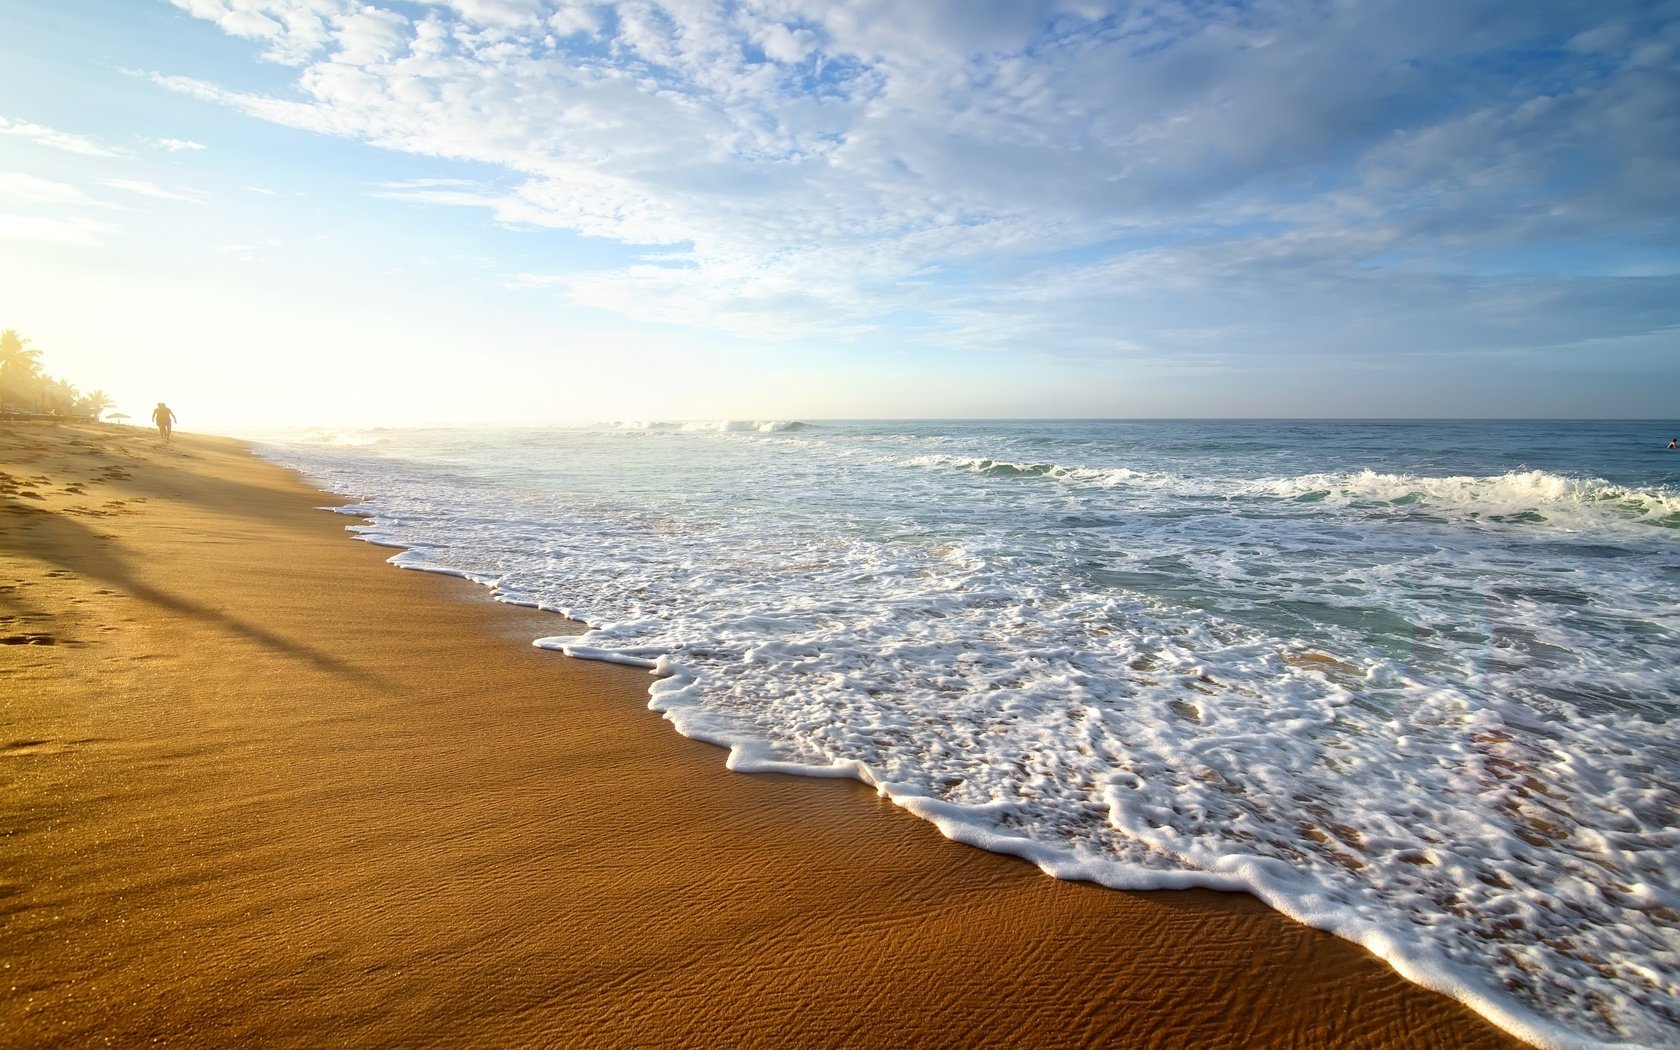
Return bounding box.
[1,0,1676,426]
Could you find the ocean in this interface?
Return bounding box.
[258,419,1679,1049]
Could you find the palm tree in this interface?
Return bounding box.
[48,377,79,414]
[0,328,43,410]
[78,389,114,421]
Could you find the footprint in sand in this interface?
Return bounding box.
[1,633,59,646]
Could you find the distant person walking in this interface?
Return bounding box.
[152,402,177,443]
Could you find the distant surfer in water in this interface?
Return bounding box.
[1669,438,1678,449]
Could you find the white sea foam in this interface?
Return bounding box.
[610,418,809,433]
[909,452,1168,488]
[259,420,1680,1049]
[1248,468,1680,531]
[913,453,1680,534]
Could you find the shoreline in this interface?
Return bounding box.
[3,422,1525,1047]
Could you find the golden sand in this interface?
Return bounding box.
[1,422,1523,1048]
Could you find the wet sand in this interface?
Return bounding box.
[0,421,1525,1048]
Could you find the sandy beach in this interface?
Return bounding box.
[1,421,1523,1048]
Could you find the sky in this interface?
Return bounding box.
[0,0,1676,427]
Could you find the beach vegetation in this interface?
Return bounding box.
[0,328,112,421]
[0,328,44,401]
[48,378,80,414]
[79,389,115,420]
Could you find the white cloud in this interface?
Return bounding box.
[0,172,96,206]
[334,4,411,63]
[150,137,209,151]
[156,0,1680,355]
[0,213,119,244]
[168,0,343,64]
[502,272,569,289]
[435,0,550,28]
[0,116,131,157]
[98,179,206,204]
[370,182,503,210]
[376,177,483,190]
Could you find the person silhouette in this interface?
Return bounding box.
[152,402,177,443]
[1669,438,1677,449]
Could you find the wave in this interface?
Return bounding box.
[908,453,1163,487]
[609,419,812,433]
[915,453,1680,533]
[688,419,811,433]
[1251,468,1680,530]
[268,427,391,447]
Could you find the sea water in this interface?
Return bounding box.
[257,420,1680,1049]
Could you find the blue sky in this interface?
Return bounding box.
[1,0,1675,426]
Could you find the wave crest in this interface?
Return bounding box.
[915,452,1678,532]
[910,453,1158,487]
[1255,469,1680,530]
[610,419,811,433]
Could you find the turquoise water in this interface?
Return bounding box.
[263,419,1680,1049]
